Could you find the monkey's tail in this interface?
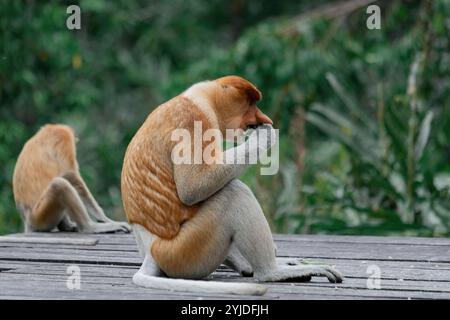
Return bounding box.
[132,270,267,296]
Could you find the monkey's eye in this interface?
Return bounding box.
[221,84,228,89]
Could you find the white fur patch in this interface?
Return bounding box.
[182,82,220,130]
[132,223,156,257]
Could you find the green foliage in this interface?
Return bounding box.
[0,0,449,236]
[161,0,450,236]
[1,0,315,234]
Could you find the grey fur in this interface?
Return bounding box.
[132,125,343,295]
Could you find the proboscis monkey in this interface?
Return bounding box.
[121,76,343,295]
[13,124,130,234]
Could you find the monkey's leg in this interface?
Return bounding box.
[30,177,128,233]
[217,179,343,283]
[153,179,341,283]
[151,206,232,280]
[61,171,109,222]
[133,224,146,258]
[132,223,158,259]
[61,172,130,232]
[132,219,266,295]
[223,244,253,277]
[132,224,165,277]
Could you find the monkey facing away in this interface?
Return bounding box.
[13,124,130,234]
[121,76,343,295]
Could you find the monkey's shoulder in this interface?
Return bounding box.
[146,96,214,131]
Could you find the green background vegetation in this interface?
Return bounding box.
[1,0,449,236]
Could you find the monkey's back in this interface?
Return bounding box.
[121,96,209,240]
[12,124,78,214]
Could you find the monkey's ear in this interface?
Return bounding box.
[216,76,262,104]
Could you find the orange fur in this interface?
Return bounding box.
[211,76,270,131]
[121,76,272,273]
[121,97,204,239]
[216,75,262,104]
[151,212,228,278]
[13,124,79,220]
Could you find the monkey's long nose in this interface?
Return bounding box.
[255,108,273,125]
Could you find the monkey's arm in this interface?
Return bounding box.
[174,125,276,206]
[174,163,244,206]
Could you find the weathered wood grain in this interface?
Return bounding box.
[0,232,449,300]
[0,235,98,246]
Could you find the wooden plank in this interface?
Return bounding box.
[274,234,450,246]
[17,232,450,246]
[0,278,258,300]
[1,256,449,297]
[1,232,449,300]
[1,272,449,300]
[1,241,449,265]
[4,236,450,252]
[2,258,450,282]
[277,242,450,263]
[0,236,98,246]
[3,264,449,294]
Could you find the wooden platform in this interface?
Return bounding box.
[0,232,449,299]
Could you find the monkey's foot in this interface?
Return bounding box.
[258,264,344,284]
[224,247,254,277]
[58,224,79,232]
[105,221,131,233]
[82,222,130,234]
[96,217,131,233]
[57,220,79,232]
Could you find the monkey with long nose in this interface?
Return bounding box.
[121,76,343,295]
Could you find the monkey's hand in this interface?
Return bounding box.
[246,124,277,159]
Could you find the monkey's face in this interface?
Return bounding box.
[214,76,273,132]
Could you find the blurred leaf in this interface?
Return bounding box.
[415,110,433,160]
